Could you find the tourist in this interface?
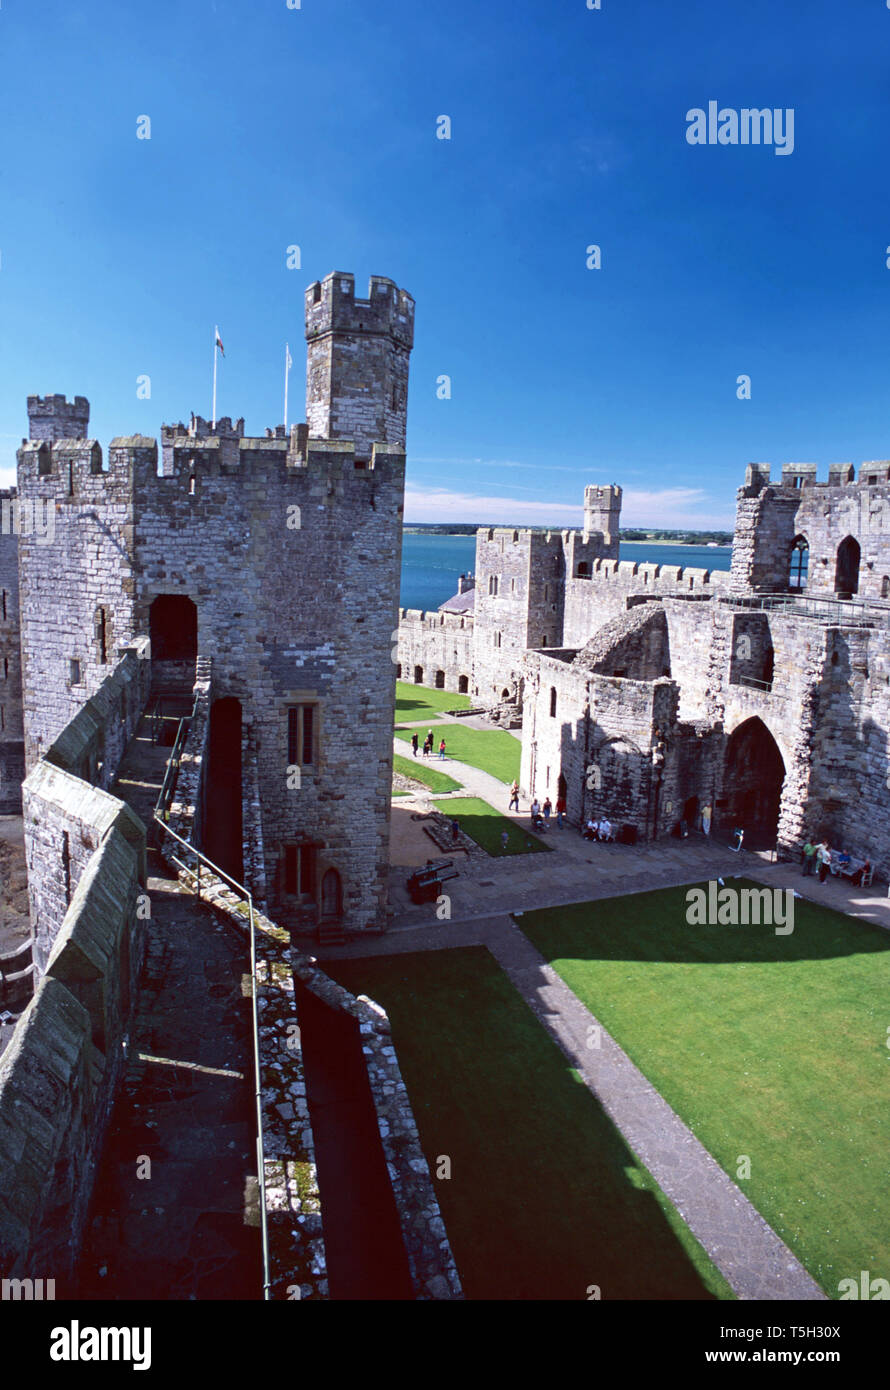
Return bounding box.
[542,797,552,825]
[500,829,509,852]
[438,738,447,760]
[600,817,612,842]
[582,818,598,841]
[817,841,831,883]
[422,735,431,757]
[509,779,520,812]
[451,817,460,845]
[701,804,712,836]
[411,732,419,758]
[555,793,566,828]
[802,839,816,876]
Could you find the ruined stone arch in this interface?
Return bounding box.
[723,711,792,775]
[720,715,786,846]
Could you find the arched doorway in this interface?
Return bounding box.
[789,536,808,591]
[434,669,445,689]
[721,717,785,848]
[458,674,469,694]
[835,536,860,598]
[413,665,423,684]
[203,697,243,883]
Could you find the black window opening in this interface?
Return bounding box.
[287,705,316,766]
[285,843,318,898]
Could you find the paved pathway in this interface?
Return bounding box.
[76,705,261,1299]
[389,739,890,937]
[319,909,825,1300]
[317,736,890,1301]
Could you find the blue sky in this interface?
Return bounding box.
[1,0,889,528]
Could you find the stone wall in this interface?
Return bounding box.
[521,648,677,835]
[18,269,412,939]
[573,602,670,679]
[304,272,414,462]
[396,608,474,696]
[290,956,462,1300]
[0,819,145,1282]
[132,434,405,935]
[17,437,140,769]
[0,492,24,811]
[563,559,730,648]
[728,461,890,602]
[157,733,460,1299]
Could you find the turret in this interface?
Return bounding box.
[304,272,414,463]
[583,485,622,554]
[27,394,90,443]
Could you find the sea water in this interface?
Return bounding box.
[399,533,732,613]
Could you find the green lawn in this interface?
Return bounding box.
[326,946,734,1300]
[395,722,520,785]
[519,882,890,1298]
[395,680,471,723]
[433,796,550,856]
[393,753,462,794]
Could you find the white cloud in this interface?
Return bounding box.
[404,484,734,530]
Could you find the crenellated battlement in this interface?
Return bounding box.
[305,271,414,348]
[26,394,90,444]
[17,425,406,501]
[744,460,890,494]
[16,436,153,495]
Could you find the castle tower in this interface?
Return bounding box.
[304,272,415,462]
[27,394,90,443]
[583,485,622,553]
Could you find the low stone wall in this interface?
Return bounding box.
[23,762,145,976]
[290,956,462,1300]
[164,658,211,849]
[42,638,151,793]
[160,694,461,1299]
[0,825,145,1282]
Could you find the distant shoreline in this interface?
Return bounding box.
[403,529,733,548]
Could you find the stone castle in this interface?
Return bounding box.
[399,462,890,873]
[0,274,461,1299]
[2,262,889,1294]
[15,271,414,941]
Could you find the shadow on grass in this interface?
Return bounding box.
[327,946,732,1301]
[395,698,436,715]
[518,878,890,964]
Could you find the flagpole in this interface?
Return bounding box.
[284,343,290,431]
[212,326,218,427]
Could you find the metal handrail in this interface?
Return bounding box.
[722,592,888,626]
[155,695,199,820]
[152,790,271,1300]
